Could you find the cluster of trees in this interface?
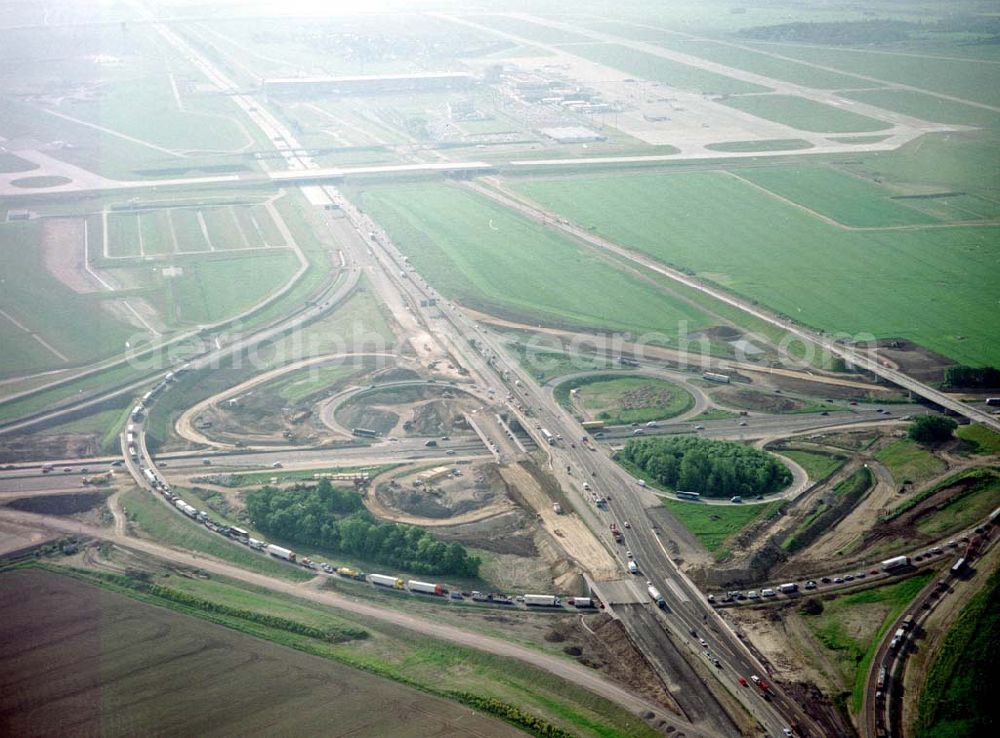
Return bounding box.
[908,415,958,444]
[619,436,791,498]
[944,365,1000,389]
[245,480,480,577]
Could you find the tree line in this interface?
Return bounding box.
[619,436,791,498]
[245,479,480,577]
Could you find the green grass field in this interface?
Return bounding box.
[583,23,870,88]
[0,221,136,375]
[722,95,893,133]
[841,89,1000,129]
[957,424,1000,456]
[141,250,300,327]
[508,170,1000,366]
[741,41,1000,108]
[778,448,846,482]
[565,42,769,95]
[735,165,939,227]
[915,473,999,537]
[916,567,998,738]
[121,487,314,581]
[106,213,142,257]
[353,183,713,340]
[470,14,592,43]
[0,152,38,173]
[63,72,251,153]
[169,208,211,252]
[661,498,784,557]
[802,573,933,713]
[704,139,813,152]
[562,374,693,424]
[874,439,946,485]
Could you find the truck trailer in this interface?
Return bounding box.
[369,573,404,589]
[523,594,560,607]
[647,585,666,608]
[407,580,445,596]
[266,544,296,562]
[881,555,910,572]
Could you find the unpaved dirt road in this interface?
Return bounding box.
[0,505,708,737]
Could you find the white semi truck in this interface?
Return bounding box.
[265,544,296,562]
[523,594,560,607]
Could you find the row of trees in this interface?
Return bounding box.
[619,436,791,498]
[245,480,480,577]
[944,365,1000,389]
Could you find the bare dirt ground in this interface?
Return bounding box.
[870,339,955,384]
[500,460,619,582]
[40,217,104,294]
[791,456,900,566]
[373,462,516,522]
[0,429,105,464]
[721,603,863,737]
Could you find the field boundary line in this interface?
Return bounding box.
[0,308,69,362]
[197,209,215,251]
[86,217,115,291]
[40,107,187,157]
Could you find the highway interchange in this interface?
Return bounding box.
[1,10,998,738]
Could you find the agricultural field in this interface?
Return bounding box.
[734,165,940,228]
[105,202,285,258]
[352,183,714,341]
[0,568,523,738]
[721,95,892,133]
[661,498,784,557]
[558,374,694,424]
[564,42,770,95]
[508,171,1000,366]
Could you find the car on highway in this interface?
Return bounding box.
[746,590,760,599]
[623,521,630,528]
[750,674,760,684]
[694,425,705,430]
[626,550,633,559]
[738,676,749,687]
[834,577,844,584]
[804,580,817,590]
[821,576,832,584]
[699,638,708,647]
[844,574,854,582]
